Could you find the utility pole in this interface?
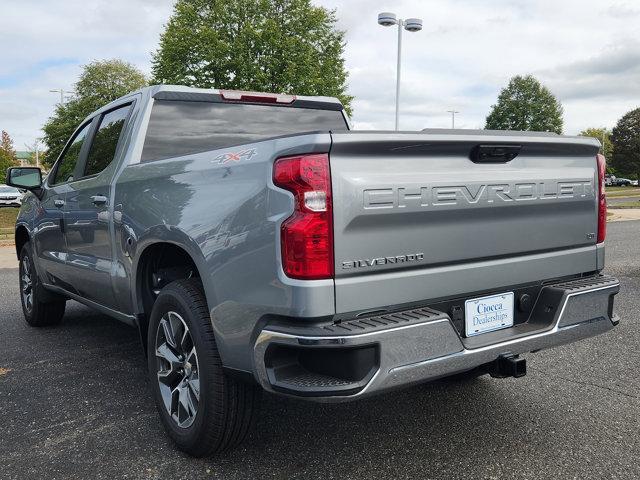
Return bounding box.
[50,89,73,105]
[447,110,460,129]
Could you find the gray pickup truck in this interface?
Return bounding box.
[8,85,619,456]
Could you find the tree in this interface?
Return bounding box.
[151,0,353,114]
[485,75,563,133]
[0,154,13,184]
[0,131,17,183]
[42,59,147,167]
[0,152,14,183]
[23,140,46,168]
[579,127,616,174]
[1,130,17,162]
[611,107,640,181]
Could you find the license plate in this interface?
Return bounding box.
[465,292,514,337]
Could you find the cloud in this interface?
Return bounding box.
[542,42,640,101]
[0,0,174,148]
[1,0,640,148]
[316,0,640,133]
[605,2,640,19]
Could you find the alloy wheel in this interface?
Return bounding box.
[21,255,33,314]
[155,311,200,428]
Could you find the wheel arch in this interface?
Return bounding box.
[134,241,203,314]
[132,240,215,355]
[15,225,30,259]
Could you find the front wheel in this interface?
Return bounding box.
[147,278,260,456]
[19,243,66,327]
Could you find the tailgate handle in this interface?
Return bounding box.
[471,145,521,163]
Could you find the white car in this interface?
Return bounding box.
[0,184,23,207]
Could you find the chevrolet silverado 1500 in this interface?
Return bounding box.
[7,85,619,456]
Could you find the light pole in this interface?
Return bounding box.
[50,89,73,105]
[24,139,42,168]
[447,110,460,129]
[378,12,423,131]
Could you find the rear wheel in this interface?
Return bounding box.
[147,278,260,456]
[19,243,66,327]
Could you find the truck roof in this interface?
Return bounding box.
[84,85,345,127]
[98,84,342,111]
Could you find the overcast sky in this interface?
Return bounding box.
[1,0,640,149]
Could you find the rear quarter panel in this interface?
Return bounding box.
[112,133,335,371]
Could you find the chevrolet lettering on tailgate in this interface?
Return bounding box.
[363,180,594,210]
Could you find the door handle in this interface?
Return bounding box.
[91,195,108,206]
[54,199,65,208]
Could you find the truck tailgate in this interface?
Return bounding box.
[329,131,601,313]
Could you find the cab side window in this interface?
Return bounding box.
[50,123,91,185]
[84,104,131,177]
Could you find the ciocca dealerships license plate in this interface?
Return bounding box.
[465,292,514,337]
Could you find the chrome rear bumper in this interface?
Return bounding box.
[253,275,619,401]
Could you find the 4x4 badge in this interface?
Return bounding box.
[213,148,257,165]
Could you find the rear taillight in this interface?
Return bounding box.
[273,153,334,279]
[597,153,607,243]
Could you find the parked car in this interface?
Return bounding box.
[7,85,620,457]
[613,177,633,186]
[0,184,23,207]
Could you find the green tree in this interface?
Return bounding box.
[485,75,563,133]
[0,151,14,183]
[611,107,640,181]
[579,127,616,174]
[151,0,353,113]
[0,131,17,183]
[42,59,147,167]
[1,130,17,162]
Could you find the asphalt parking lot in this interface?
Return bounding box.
[1,221,639,480]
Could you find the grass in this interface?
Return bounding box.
[609,201,640,209]
[0,208,19,240]
[606,186,640,197]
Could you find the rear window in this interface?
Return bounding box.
[141,100,348,162]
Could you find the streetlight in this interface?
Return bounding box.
[447,110,460,129]
[24,138,43,168]
[50,88,73,105]
[378,12,423,131]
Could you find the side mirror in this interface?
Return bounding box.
[6,167,43,192]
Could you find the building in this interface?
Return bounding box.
[15,151,33,166]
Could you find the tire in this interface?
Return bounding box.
[147,278,260,456]
[19,243,66,327]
